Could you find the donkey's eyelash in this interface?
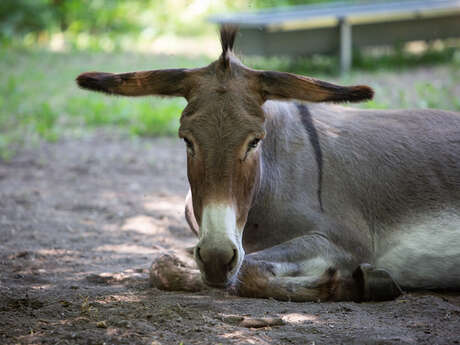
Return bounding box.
[248,138,261,149]
[183,138,195,157]
[183,138,193,148]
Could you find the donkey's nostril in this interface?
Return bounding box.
[196,246,203,263]
[227,249,238,269]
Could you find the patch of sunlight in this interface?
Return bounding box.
[92,269,144,284]
[94,244,156,255]
[221,331,270,344]
[282,313,319,324]
[37,248,77,256]
[406,41,428,54]
[31,284,53,290]
[49,33,66,52]
[97,294,141,303]
[122,215,160,234]
[143,197,184,214]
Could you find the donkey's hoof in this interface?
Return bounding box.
[149,253,206,292]
[353,263,403,302]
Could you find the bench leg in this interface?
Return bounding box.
[340,18,352,74]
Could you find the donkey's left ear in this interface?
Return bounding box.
[258,70,373,103]
[76,68,195,98]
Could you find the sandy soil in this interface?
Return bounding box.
[1,130,460,345]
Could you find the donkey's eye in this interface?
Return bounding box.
[248,138,260,150]
[183,138,194,155]
[184,138,192,148]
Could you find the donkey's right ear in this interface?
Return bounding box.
[76,68,194,98]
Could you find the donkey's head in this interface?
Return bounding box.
[76,26,373,287]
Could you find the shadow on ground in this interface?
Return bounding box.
[1,131,459,345]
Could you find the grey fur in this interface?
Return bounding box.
[296,103,324,212]
[239,101,460,294]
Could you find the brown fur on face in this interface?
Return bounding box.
[179,61,266,227]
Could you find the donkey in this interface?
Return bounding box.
[76,26,460,302]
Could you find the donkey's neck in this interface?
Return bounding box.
[243,101,325,252]
[256,101,322,205]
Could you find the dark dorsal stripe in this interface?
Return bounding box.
[296,103,324,212]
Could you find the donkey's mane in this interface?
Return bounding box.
[219,25,238,67]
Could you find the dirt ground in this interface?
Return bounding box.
[1,128,460,345]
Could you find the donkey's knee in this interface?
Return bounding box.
[233,258,352,302]
[231,257,275,298]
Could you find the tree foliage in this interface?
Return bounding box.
[0,0,141,39]
[251,0,333,8]
[0,0,334,40]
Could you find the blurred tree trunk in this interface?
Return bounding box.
[51,0,67,31]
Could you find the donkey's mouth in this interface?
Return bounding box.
[199,255,244,289]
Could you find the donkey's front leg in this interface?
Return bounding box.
[233,234,402,302]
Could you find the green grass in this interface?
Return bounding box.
[65,95,186,136]
[0,46,209,159]
[1,44,459,160]
[353,45,459,71]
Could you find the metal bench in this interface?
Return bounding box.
[210,0,460,73]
